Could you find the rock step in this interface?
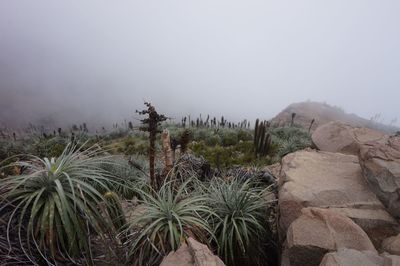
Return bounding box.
[284,207,376,266]
[278,149,397,242]
[278,148,400,266]
[311,121,387,155]
[160,237,225,266]
[320,248,400,266]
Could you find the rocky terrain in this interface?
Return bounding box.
[271,102,399,133]
[2,103,399,266]
[276,121,400,266]
[155,119,400,266]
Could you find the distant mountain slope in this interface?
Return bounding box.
[271,101,399,133]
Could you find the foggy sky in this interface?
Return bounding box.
[1,0,400,128]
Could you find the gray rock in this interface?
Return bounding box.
[286,208,376,266]
[382,234,400,256]
[160,237,225,266]
[312,121,387,155]
[359,136,400,219]
[278,149,397,246]
[319,248,383,266]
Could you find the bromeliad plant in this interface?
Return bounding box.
[0,142,122,264]
[99,156,149,200]
[124,179,214,266]
[207,178,274,266]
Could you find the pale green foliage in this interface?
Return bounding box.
[207,178,273,266]
[100,156,149,199]
[0,143,121,264]
[276,136,311,157]
[125,179,214,266]
[270,126,311,158]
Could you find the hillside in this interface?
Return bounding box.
[271,101,399,133]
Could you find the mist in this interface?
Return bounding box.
[1,0,400,129]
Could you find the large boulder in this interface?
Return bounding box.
[160,237,225,266]
[359,136,400,219]
[382,254,400,266]
[319,249,400,266]
[312,121,387,155]
[319,248,384,266]
[278,149,398,246]
[286,208,376,266]
[382,234,400,256]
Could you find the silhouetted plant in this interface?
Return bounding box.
[179,129,192,153]
[254,119,271,157]
[290,112,296,127]
[308,118,315,133]
[136,102,168,189]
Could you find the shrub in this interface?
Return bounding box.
[105,128,130,140]
[125,179,214,266]
[122,137,148,155]
[0,143,121,264]
[269,127,311,158]
[237,129,253,142]
[207,178,274,266]
[192,128,214,142]
[0,140,27,161]
[221,132,238,147]
[104,191,127,233]
[100,157,149,199]
[123,137,137,153]
[205,134,221,146]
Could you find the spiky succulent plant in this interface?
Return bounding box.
[0,142,122,264]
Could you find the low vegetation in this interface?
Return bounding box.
[207,178,274,266]
[125,179,214,265]
[0,104,310,265]
[0,143,122,264]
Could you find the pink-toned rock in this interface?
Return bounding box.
[265,162,281,179]
[286,208,376,266]
[325,207,399,248]
[319,249,400,266]
[312,121,387,155]
[359,136,400,219]
[279,149,396,240]
[382,253,400,266]
[160,237,225,266]
[382,234,400,256]
[160,243,194,266]
[319,248,384,266]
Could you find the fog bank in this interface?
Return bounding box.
[1,0,399,128]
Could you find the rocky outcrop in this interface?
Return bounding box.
[382,254,400,266]
[276,123,400,265]
[285,208,376,266]
[265,162,281,179]
[312,121,387,155]
[270,101,399,133]
[319,248,384,266]
[278,149,397,241]
[382,234,400,256]
[160,238,225,266]
[358,136,400,219]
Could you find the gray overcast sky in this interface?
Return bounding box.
[0,0,399,127]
